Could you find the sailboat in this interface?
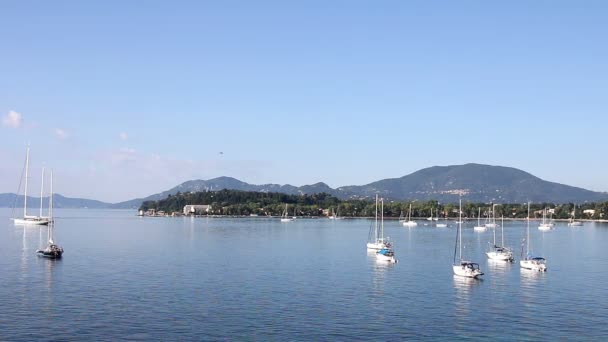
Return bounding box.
[521,202,547,271]
[453,198,483,278]
[367,195,391,250]
[375,197,397,263]
[486,216,514,261]
[485,204,498,228]
[427,208,434,221]
[402,203,417,227]
[36,170,63,258]
[436,209,448,227]
[433,209,439,221]
[473,207,486,231]
[280,204,294,222]
[329,206,343,220]
[398,211,405,223]
[538,208,553,231]
[12,147,50,225]
[568,205,583,227]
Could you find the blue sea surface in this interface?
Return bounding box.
[1,209,607,340]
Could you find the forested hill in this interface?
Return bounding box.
[140,189,608,219]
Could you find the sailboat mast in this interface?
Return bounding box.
[49,169,53,220]
[40,167,45,218]
[48,169,54,243]
[501,216,504,246]
[375,194,378,239]
[381,197,384,240]
[459,198,462,260]
[24,147,30,218]
[478,207,481,226]
[527,202,530,256]
[493,215,497,245]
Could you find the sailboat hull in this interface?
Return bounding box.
[473,226,486,232]
[13,218,49,225]
[453,264,483,278]
[402,221,417,227]
[520,259,547,272]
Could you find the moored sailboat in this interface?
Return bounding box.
[36,170,63,258]
[568,205,583,227]
[402,203,417,227]
[280,204,294,222]
[367,195,392,250]
[473,207,486,232]
[521,202,547,271]
[486,216,514,262]
[538,208,554,231]
[375,197,397,263]
[453,198,483,278]
[12,148,50,226]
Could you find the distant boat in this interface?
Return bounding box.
[12,147,50,226]
[402,203,417,227]
[521,202,547,271]
[329,206,343,220]
[427,208,434,221]
[473,207,486,232]
[280,204,294,222]
[375,197,397,263]
[453,198,483,278]
[398,211,405,223]
[436,210,448,227]
[486,216,514,262]
[36,170,63,259]
[538,208,553,231]
[568,205,583,227]
[367,195,391,250]
[485,204,498,228]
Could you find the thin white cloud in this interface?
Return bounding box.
[55,128,68,140]
[119,132,128,141]
[2,110,23,128]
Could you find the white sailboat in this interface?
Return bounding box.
[473,207,486,231]
[398,211,405,223]
[521,202,547,271]
[328,206,343,220]
[436,209,448,227]
[568,205,583,227]
[402,203,417,227]
[367,195,391,250]
[433,209,439,221]
[427,208,434,221]
[36,170,63,258]
[486,216,514,261]
[453,198,483,278]
[12,147,50,226]
[280,204,294,222]
[375,197,397,263]
[485,204,498,228]
[538,208,553,231]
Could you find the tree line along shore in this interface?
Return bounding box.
[139,189,608,220]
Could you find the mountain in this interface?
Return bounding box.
[110,177,303,209]
[112,164,608,208]
[0,193,111,209]
[336,164,608,203]
[4,164,605,209]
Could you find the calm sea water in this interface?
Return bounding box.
[1,208,607,340]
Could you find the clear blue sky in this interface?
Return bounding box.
[1,1,607,202]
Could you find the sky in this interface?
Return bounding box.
[1,1,607,203]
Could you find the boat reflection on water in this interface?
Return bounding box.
[487,258,513,274]
[453,275,482,319]
[520,267,546,285]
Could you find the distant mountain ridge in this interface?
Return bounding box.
[3,163,606,209]
[111,163,608,208]
[0,193,110,209]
